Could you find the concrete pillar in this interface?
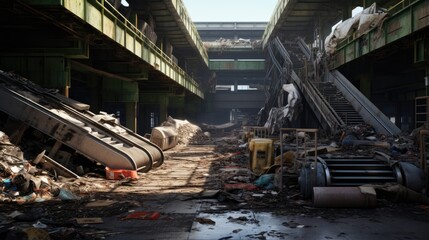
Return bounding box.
[83,75,103,113]
[168,95,185,119]
[140,93,170,124]
[184,95,203,122]
[159,95,169,123]
[125,101,137,131]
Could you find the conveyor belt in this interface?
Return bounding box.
[0,70,163,172]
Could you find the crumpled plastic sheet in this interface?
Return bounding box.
[325,3,387,55]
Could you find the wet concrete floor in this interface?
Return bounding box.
[190,209,429,240]
[98,197,429,240]
[92,144,429,240]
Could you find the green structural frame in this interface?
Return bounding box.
[330,0,429,69]
[24,0,204,98]
[262,0,292,48]
[209,60,265,71]
[171,0,209,66]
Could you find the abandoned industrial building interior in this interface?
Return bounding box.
[1,0,429,239]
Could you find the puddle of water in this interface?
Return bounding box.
[189,210,429,240]
[189,211,304,240]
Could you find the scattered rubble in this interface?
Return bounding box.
[1,110,429,239]
[157,116,210,146]
[203,37,262,50]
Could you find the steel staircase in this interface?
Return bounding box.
[317,81,365,125]
[319,155,398,186]
[265,36,401,136]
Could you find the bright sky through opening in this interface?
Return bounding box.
[182,0,278,22]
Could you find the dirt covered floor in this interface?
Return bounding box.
[1,123,429,239]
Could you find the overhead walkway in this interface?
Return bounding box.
[262,0,351,47]
[329,0,429,69]
[126,0,209,67]
[196,22,267,122]
[19,0,206,98]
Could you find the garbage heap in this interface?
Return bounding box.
[212,124,429,208]
[150,116,211,150]
[0,131,80,204]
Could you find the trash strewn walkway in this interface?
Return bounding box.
[1,130,429,239]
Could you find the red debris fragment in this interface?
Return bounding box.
[122,211,160,220]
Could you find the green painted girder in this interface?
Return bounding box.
[102,61,149,80]
[209,60,265,71]
[169,0,209,66]
[262,0,297,47]
[0,37,88,58]
[24,0,203,99]
[206,45,263,53]
[102,77,139,102]
[330,0,428,69]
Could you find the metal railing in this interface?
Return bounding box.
[100,0,200,87]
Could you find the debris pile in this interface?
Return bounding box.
[203,37,262,50]
[325,2,388,55]
[192,123,429,211]
[160,116,210,145]
[0,131,80,204]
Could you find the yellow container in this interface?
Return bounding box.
[248,138,273,175]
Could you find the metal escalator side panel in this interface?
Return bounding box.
[75,137,140,170]
[120,132,164,168]
[267,37,343,133]
[292,71,344,133]
[77,112,162,169]
[40,98,157,171]
[0,86,148,170]
[60,105,163,168]
[330,70,401,136]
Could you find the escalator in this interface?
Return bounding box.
[265,37,344,133]
[317,81,365,125]
[266,36,401,136]
[0,70,164,172]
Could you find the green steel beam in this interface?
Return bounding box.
[206,45,263,53]
[24,0,204,99]
[209,60,265,71]
[102,61,149,80]
[330,0,427,69]
[0,56,70,89]
[170,0,209,66]
[102,77,139,102]
[0,38,89,58]
[262,0,295,48]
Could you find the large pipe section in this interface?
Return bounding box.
[313,186,377,208]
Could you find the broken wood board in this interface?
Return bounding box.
[85,200,118,208]
[76,218,103,224]
[299,146,339,157]
[34,151,79,178]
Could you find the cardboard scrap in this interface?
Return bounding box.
[76,218,104,224]
[85,200,117,207]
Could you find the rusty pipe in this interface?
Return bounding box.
[313,187,377,208]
